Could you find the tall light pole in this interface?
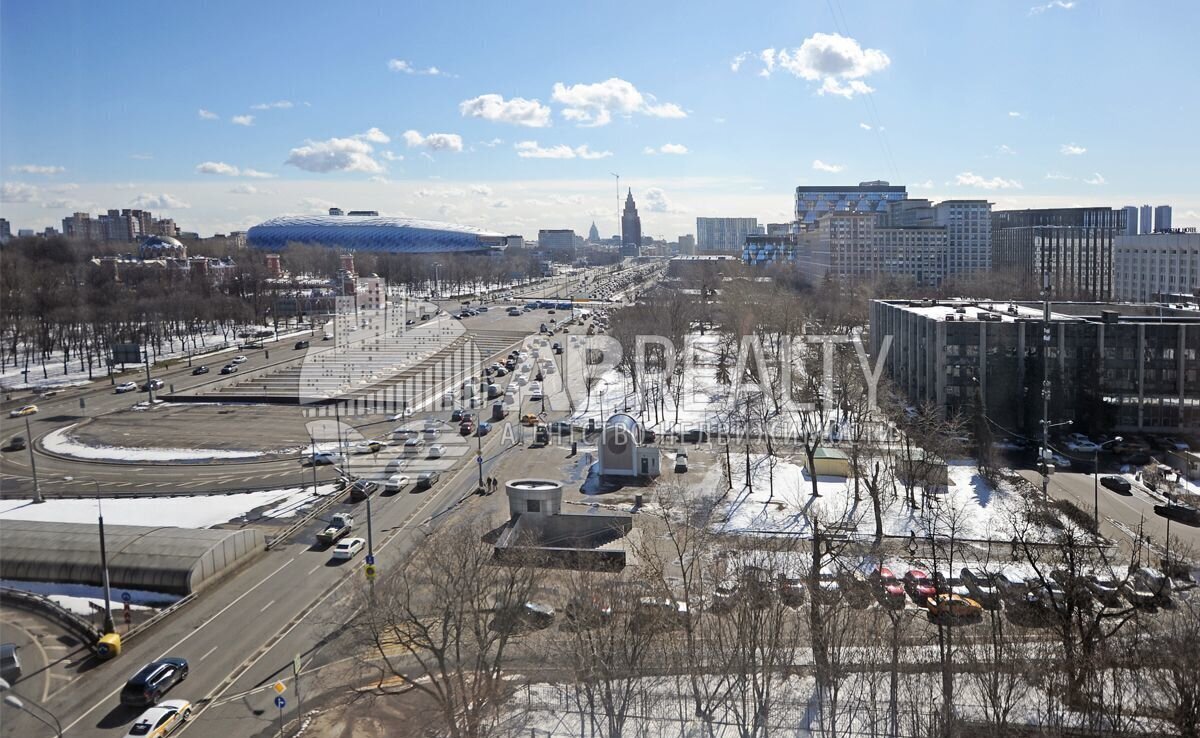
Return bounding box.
[0,681,62,738]
[22,410,41,503]
[1093,436,1123,528]
[1039,270,1054,501]
[66,476,114,632]
[611,173,620,245]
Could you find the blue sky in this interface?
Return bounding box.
[3,0,1198,237]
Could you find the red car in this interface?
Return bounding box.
[459,420,475,435]
[873,567,907,609]
[903,568,936,606]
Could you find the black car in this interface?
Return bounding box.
[120,657,189,707]
[294,340,310,350]
[347,479,379,501]
[4,435,26,451]
[191,365,209,375]
[1100,475,1132,494]
[1155,502,1200,524]
[219,365,238,375]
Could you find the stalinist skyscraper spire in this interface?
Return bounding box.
[588,221,600,243]
[621,188,642,254]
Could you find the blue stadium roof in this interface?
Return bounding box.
[247,215,506,254]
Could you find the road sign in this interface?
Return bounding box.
[476,455,483,465]
[365,554,375,565]
[364,564,377,580]
[123,606,131,624]
[274,696,286,709]
[293,655,302,676]
[273,680,287,695]
[121,592,131,603]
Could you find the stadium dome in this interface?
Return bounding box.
[246,214,507,254]
[139,234,187,259]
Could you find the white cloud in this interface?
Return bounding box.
[1083,172,1107,185]
[47,183,78,192]
[250,100,293,110]
[551,78,686,127]
[196,161,240,176]
[11,164,65,175]
[812,159,845,173]
[1044,172,1072,180]
[642,187,683,213]
[996,144,1017,155]
[299,197,337,213]
[644,143,689,155]
[954,172,1022,190]
[381,150,404,161]
[1008,111,1023,118]
[387,58,449,76]
[459,94,552,128]
[491,199,511,209]
[481,138,504,147]
[730,52,750,72]
[470,184,493,196]
[1060,142,1087,155]
[286,136,384,173]
[357,127,391,144]
[231,115,255,126]
[713,117,726,124]
[912,180,934,189]
[859,122,872,130]
[196,161,277,178]
[198,108,218,120]
[1030,1,1075,15]
[759,33,890,99]
[513,141,612,159]
[130,153,153,160]
[130,193,190,209]
[229,184,265,195]
[1,182,39,202]
[402,130,464,152]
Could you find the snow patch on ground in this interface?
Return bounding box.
[42,424,267,461]
[0,483,338,528]
[1,579,180,608]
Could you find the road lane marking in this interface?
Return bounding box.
[199,646,219,661]
[307,564,322,575]
[61,555,298,735]
[259,599,276,613]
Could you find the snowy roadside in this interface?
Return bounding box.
[41,423,281,461]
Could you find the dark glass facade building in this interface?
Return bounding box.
[621,189,642,254]
[992,207,1127,300]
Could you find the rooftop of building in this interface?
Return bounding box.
[876,299,1200,324]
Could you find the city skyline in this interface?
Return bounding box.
[2,0,1199,238]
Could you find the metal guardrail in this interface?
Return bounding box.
[0,586,101,649]
[0,479,338,500]
[123,594,196,643]
[266,482,348,550]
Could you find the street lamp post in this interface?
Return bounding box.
[1093,436,1123,528]
[23,411,41,503]
[1,692,63,738]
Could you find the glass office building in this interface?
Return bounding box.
[794,180,907,231]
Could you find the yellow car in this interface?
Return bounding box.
[123,699,192,737]
[927,593,983,621]
[521,413,539,426]
[8,404,38,418]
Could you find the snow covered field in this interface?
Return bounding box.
[42,424,270,461]
[0,579,181,610]
[0,483,339,528]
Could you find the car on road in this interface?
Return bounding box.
[1156,436,1191,451]
[4,435,27,451]
[871,567,907,609]
[115,382,138,393]
[7,404,38,418]
[490,601,555,634]
[0,643,21,683]
[427,443,447,458]
[353,440,384,455]
[123,700,192,738]
[450,408,464,422]
[415,470,440,490]
[1085,575,1124,608]
[927,593,983,621]
[294,340,310,350]
[903,569,936,605]
[674,450,688,473]
[959,567,1002,609]
[403,438,424,455]
[142,379,164,391]
[405,318,415,326]
[476,421,492,436]
[219,364,238,375]
[1100,475,1132,494]
[1155,501,1200,524]
[191,366,209,375]
[384,474,410,493]
[331,537,366,560]
[347,479,378,501]
[231,355,248,364]
[679,426,709,443]
[120,658,190,707]
[459,419,474,435]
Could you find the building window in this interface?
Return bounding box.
[526,499,541,513]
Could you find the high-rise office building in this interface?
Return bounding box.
[992,207,1127,300]
[1154,205,1173,233]
[677,234,695,254]
[621,189,642,253]
[695,217,760,255]
[1140,205,1154,235]
[934,200,992,275]
[1121,206,1139,236]
[537,229,576,252]
[588,221,600,243]
[1114,231,1200,302]
[0,218,10,243]
[794,180,907,231]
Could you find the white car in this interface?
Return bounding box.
[427,444,447,459]
[403,438,424,455]
[1043,451,1072,469]
[384,474,410,492]
[231,355,248,364]
[115,381,138,393]
[331,537,366,561]
[1066,439,1101,453]
[353,440,383,455]
[308,451,339,466]
[387,408,415,421]
[123,700,192,737]
[422,428,440,441]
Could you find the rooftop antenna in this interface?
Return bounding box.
[611,172,620,244]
